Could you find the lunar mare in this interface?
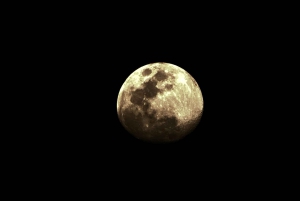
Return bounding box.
[117,62,204,143]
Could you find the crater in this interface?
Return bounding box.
[121,104,182,143]
[142,68,152,76]
[158,116,178,129]
[154,70,168,81]
[130,79,160,108]
[144,80,159,98]
[122,107,144,135]
[130,89,144,105]
[165,84,173,90]
[149,115,180,141]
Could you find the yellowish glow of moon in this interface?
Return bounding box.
[117,62,204,143]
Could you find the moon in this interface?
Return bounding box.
[117,62,204,144]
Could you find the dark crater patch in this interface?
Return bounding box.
[130,79,160,104]
[122,106,144,135]
[142,68,152,76]
[144,80,159,98]
[156,116,178,130]
[165,84,173,90]
[145,109,157,125]
[147,115,181,143]
[122,105,181,143]
[130,89,144,105]
[154,70,168,81]
[144,112,179,137]
[124,76,184,142]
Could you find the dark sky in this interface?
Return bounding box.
[14,4,280,192]
[36,12,268,179]
[44,36,257,167]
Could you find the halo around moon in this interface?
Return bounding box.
[117,62,204,144]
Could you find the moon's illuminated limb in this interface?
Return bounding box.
[117,62,204,143]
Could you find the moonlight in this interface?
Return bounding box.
[117,62,204,143]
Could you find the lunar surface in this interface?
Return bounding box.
[117,62,204,143]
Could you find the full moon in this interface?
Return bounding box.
[117,62,204,144]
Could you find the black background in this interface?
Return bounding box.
[22,5,278,186]
[42,23,259,169]
[5,2,288,196]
